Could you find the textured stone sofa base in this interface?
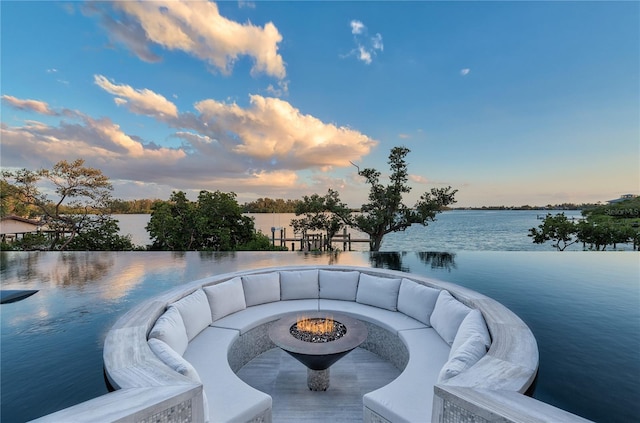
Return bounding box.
[103,266,540,423]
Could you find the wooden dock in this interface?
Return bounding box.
[269,227,370,251]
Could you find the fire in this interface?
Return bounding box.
[296,316,335,335]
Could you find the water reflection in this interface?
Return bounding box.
[368,252,457,272]
[416,252,457,271]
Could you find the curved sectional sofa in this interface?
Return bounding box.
[103,265,539,423]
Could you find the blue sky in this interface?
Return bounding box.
[1,1,638,207]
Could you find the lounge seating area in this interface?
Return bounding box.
[40,265,586,423]
[143,269,494,422]
[94,265,539,423]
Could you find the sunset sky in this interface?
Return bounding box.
[1,1,638,208]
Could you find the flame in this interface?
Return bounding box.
[296,316,335,335]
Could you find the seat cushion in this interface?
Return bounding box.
[242,272,280,306]
[319,299,426,334]
[363,328,450,423]
[396,279,440,326]
[319,270,360,301]
[280,270,319,300]
[204,277,247,321]
[212,299,319,334]
[148,306,189,356]
[430,290,471,345]
[185,327,271,423]
[171,289,212,341]
[356,273,402,311]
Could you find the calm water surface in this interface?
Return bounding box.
[1,251,638,422]
[117,210,607,251]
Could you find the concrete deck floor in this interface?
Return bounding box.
[236,347,401,422]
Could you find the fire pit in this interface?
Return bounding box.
[268,312,368,390]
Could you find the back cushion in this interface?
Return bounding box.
[450,309,491,357]
[280,270,319,300]
[319,270,360,301]
[171,289,212,341]
[242,272,280,306]
[438,333,488,381]
[148,306,189,356]
[148,338,211,423]
[356,273,402,311]
[148,338,201,382]
[430,290,472,345]
[203,277,247,321]
[396,279,441,326]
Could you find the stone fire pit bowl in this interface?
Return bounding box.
[268,312,368,390]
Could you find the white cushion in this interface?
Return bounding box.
[438,333,487,381]
[450,309,491,357]
[396,279,440,326]
[319,299,426,334]
[213,299,319,334]
[184,327,272,423]
[171,289,212,341]
[280,270,319,300]
[148,338,201,382]
[203,277,246,321]
[430,290,471,345]
[148,306,189,356]
[356,273,402,311]
[363,328,450,422]
[319,270,360,300]
[242,272,280,306]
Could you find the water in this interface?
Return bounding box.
[117,210,600,251]
[1,251,638,422]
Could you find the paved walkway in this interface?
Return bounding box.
[237,347,401,422]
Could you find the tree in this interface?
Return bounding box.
[146,190,280,251]
[528,213,579,251]
[291,189,350,250]
[349,146,457,251]
[1,159,131,250]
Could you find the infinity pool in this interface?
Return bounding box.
[1,251,638,422]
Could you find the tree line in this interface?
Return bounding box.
[529,197,640,251]
[1,147,456,252]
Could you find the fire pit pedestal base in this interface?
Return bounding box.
[269,312,368,391]
[308,368,330,391]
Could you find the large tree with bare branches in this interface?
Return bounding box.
[2,159,132,250]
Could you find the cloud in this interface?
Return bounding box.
[409,174,429,184]
[345,20,383,65]
[2,95,57,116]
[238,1,256,9]
[460,68,471,76]
[265,79,289,97]
[193,94,376,169]
[350,20,365,35]
[398,133,411,139]
[89,1,285,79]
[2,89,377,201]
[94,75,178,118]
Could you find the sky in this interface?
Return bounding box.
[1,1,638,208]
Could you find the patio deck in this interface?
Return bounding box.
[237,347,401,422]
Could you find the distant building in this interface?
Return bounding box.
[607,194,638,204]
[0,215,48,243]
